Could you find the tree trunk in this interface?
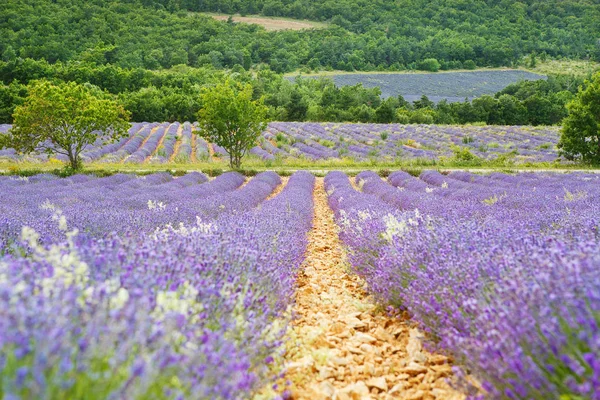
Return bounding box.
[67,147,82,170]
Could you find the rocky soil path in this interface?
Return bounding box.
[282,178,465,400]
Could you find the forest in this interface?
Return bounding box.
[1,0,599,73]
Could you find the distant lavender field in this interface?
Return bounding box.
[0,121,560,164]
[288,70,546,102]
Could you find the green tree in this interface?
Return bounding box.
[375,97,399,123]
[2,45,17,62]
[197,79,268,169]
[286,90,309,121]
[558,73,600,164]
[417,58,441,72]
[2,80,130,170]
[0,81,27,123]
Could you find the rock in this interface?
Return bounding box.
[335,366,346,380]
[337,330,352,338]
[328,321,346,335]
[406,389,425,400]
[331,356,350,366]
[345,317,366,329]
[389,382,405,394]
[364,361,376,375]
[313,335,335,348]
[339,381,371,400]
[373,326,395,342]
[319,381,336,398]
[359,343,374,353]
[431,364,452,377]
[392,327,405,338]
[366,376,388,392]
[285,356,314,372]
[412,352,428,364]
[354,332,376,344]
[401,362,428,376]
[406,328,424,360]
[318,366,334,380]
[428,354,448,365]
[337,392,352,400]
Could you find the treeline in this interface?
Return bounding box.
[1,0,599,74]
[270,74,583,126]
[0,58,586,126]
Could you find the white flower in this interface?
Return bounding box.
[147,200,167,210]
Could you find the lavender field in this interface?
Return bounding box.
[288,70,547,102]
[0,122,561,166]
[1,169,599,398]
[0,171,315,398]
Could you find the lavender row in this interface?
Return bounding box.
[0,171,283,252]
[173,122,193,163]
[327,170,600,399]
[98,123,158,163]
[124,123,169,164]
[80,123,145,163]
[149,123,180,163]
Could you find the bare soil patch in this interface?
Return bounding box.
[210,15,324,31]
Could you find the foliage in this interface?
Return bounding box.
[417,58,441,72]
[0,57,591,126]
[1,0,599,74]
[4,80,130,169]
[558,72,600,164]
[197,80,268,169]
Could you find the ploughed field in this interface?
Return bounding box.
[0,121,560,165]
[1,169,599,399]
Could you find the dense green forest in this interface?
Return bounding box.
[1,0,599,73]
[0,0,598,125]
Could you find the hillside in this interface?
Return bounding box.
[1,0,599,73]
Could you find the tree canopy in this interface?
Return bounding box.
[1,0,599,73]
[558,72,600,164]
[3,80,130,169]
[197,80,268,169]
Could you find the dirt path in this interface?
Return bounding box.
[266,176,289,200]
[168,124,184,163]
[190,133,198,163]
[282,178,464,400]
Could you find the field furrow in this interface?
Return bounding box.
[282,178,464,399]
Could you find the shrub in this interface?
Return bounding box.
[417,58,441,72]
